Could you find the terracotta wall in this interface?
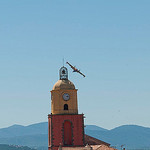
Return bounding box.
[48,114,85,150]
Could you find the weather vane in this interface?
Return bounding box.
[66,62,85,77]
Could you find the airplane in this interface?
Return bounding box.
[66,62,85,77]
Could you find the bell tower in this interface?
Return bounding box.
[51,66,78,115]
[48,66,85,150]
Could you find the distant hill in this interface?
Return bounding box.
[85,125,108,132]
[0,122,150,149]
[0,134,48,147]
[0,123,47,138]
[0,144,35,150]
[85,125,150,148]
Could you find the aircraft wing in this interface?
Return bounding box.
[77,70,85,77]
[66,62,75,69]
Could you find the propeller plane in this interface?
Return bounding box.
[66,62,85,77]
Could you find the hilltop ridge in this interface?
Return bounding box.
[0,122,150,149]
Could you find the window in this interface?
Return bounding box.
[64,104,68,110]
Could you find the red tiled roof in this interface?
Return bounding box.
[85,134,110,147]
[92,144,117,150]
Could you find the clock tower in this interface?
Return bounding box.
[48,66,85,150]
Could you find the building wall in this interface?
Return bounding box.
[51,89,78,115]
[48,114,85,150]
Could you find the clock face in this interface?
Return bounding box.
[63,93,70,101]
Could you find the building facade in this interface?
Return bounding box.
[48,66,85,150]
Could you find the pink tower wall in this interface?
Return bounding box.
[48,114,85,150]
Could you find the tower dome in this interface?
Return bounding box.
[52,66,75,90]
[52,79,75,90]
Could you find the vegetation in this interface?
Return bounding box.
[0,144,36,150]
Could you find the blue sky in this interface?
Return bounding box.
[0,0,150,129]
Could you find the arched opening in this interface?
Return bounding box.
[64,104,68,110]
[63,121,72,145]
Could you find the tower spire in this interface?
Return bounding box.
[63,58,64,67]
